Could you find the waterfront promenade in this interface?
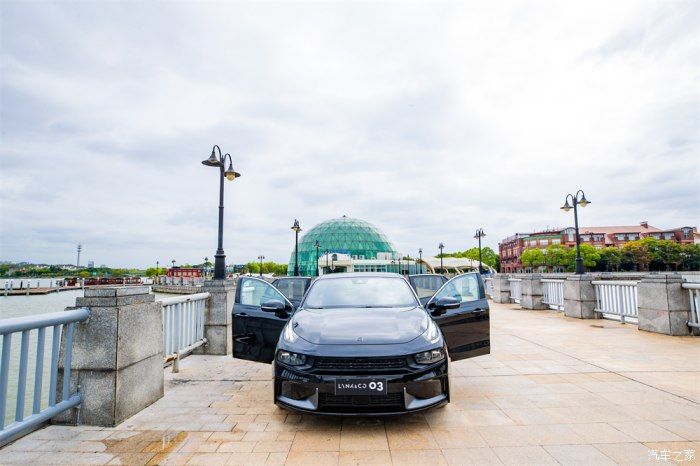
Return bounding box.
[1,301,697,465]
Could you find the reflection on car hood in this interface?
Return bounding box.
[291,306,428,345]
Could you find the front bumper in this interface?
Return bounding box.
[273,359,449,415]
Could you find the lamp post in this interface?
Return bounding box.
[474,228,486,274]
[561,190,590,275]
[156,261,159,284]
[418,248,423,274]
[398,256,402,276]
[438,243,444,273]
[314,241,320,277]
[291,220,302,276]
[324,249,330,275]
[171,259,176,269]
[258,255,265,277]
[391,260,396,274]
[201,145,241,280]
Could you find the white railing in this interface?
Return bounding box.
[682,283,700,332]
[159,293,210,371]
[483,278,493,298]
[508,278,522,304]
[592,280,638,323]
[542,279,565,311]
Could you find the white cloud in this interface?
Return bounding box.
[1,0,698,267]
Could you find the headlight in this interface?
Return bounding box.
[415,348,445,365]
[277,350,307,366]
[425,318,440,344]
[283,323,298,343]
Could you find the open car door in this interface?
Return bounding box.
[232,277,294,363]
[408,274,448,306]
[425,273,490,361]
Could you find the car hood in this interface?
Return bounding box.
[291,306,428,345]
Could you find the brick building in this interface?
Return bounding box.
[499,223,698,273]
[166,267,203,278]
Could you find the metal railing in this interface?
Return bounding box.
[592,280,638,323]
[508,278,522,304]
[542,279,565,311]
[160,293,209,371]
[483,278,493,298]
[0,308,90,446]
[682,283,700,333]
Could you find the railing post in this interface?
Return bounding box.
[198,279,236,355]
[564,274,599,319]
[520,274,547,310]
[54,286,164,426]
[491,275,511,304]
[638,274,690,336]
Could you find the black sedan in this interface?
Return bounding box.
[232,272,489,415]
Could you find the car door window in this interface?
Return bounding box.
[275,279,308,303]
[239,278,287,306]
[433,274,480,303]
[411,276,447,299]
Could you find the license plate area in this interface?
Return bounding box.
[335,378,388,395]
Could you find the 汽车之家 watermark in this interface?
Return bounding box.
[648,449,695,462]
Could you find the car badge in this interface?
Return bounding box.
[357,337,363,342]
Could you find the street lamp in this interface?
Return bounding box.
[171,259,176,269]
[258,255,265,277]
[156,261,159,283]
[314,241,320,277]
[291,220,302,276]
[324,249,330,275]
[438,243,444,273]
[561,190,590,274]
[474,228,486,274]
[202,145,241,280]
[391,260,396,274]
[398,256,402,276]
[418,248,423,274]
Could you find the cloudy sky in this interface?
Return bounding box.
[1,1,698,268]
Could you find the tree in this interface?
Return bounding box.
[680,244,700,271]
[520,248,545,270]
[543,244,568,270]
[621,240,651,271]
[441,247,499,269]
[597,248,622,271]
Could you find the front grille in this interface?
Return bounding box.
[313,357,408,372]
[319,392,404,412]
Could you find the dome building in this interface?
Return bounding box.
[288,216,403,276]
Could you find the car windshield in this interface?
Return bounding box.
[410,275,446,299]
[302,276,418,309]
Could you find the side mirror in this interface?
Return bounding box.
[261,299,287,317]
[431,296,460,316]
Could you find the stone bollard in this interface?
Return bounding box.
[54,286,164,426]
[520,274,547,310]
[491,275,511,304]
[198,279,236,355]
[637,274,691,336]
[564,274,599,319]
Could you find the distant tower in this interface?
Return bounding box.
[77,244,82,267]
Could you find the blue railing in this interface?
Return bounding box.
[0,308,90,446]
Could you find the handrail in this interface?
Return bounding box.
[1,308,90,446]
[159,292,210,306]
[159,293,210,372]
[591,280,638,286]
[682,283,700,331]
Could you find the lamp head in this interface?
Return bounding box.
[561,200,572,212]
[224,161,241,181]
[202,148,223,167]
[439,242,444,249]
[578,194,590,207]
[291,219,301,232]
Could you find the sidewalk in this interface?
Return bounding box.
[1,302,698,465]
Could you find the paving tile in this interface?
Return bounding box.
[430,427,487,449]
[216,441,256,453]
[107,452,157,465]
[475,425,537,447]
[222,452,270,465]
[385,424,439,450]
[441,447,503,465]
[284,450,339,465]
[290,430,341,451]
[339,426,388,451]
[610,421,685,442]
[492,446,558,465]
[544,444,617,465]
[654,419,700,441]
[185,452,231,465]
[251,440,292,453]
[338,450,392,465]
[390,449,448,465]
[147,452,194,465]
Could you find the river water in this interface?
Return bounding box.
[0,279,169,426]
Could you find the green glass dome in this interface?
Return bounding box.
[288,216,397,276]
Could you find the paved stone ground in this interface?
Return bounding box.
[1,302,698,465]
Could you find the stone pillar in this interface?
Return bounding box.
[638,274,691,336]
[491,275,511,304]
[520,274,547,310]
[564,274,599,319]
[199,279,236,355]
[55,286,164,426]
